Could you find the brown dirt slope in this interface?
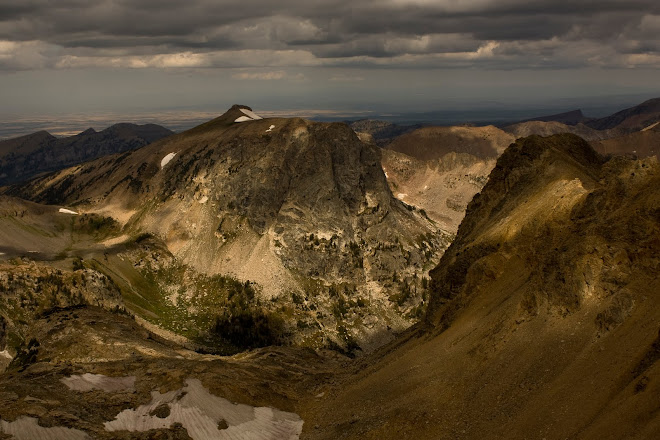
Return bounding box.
[590,123,660,158]
[503,120,618,141]
[386,125,514,160]
[301,134,660,440]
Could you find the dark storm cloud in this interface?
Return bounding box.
[0,0,659,70]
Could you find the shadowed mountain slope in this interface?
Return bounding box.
[503,120,617,141]
[0,123,173,186]
[386,125,513,160]
[586,97,660,131]
[523,108,589,125]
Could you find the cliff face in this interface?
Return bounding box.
[427,133,659,327]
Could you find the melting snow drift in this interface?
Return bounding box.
[0,417,90,440]
[642,121,659,131]
[161,152,177,168]
[235,107,264,123]
[105,378,303,439]
[61,373,136,393]
[58,208,79,215]
[266,125,275,132]
[240,108,263,120]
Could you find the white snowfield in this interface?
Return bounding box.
[235,108,264,123]
[0,417,91,440]
[161,152,177,168]
[58,208,79,215]
[240,108,263,120]
[266,125,275,132]
[61,373,136,393]
[104,378,304,440]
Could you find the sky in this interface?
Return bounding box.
[1,0,660,121]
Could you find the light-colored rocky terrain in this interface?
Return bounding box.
[375,125,514,233]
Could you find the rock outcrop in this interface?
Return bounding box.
[5,106,450,352]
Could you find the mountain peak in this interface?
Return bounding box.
[79,127,97,136]
[229,104,253,111]
[524,109,587,125]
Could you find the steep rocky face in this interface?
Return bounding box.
[302,134,660,439]
[376,125,514,233]
[6,106,449,352]
[380,149,493,233]
[0,123,173,186]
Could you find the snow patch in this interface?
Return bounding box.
[61,373,136,393]
[199,196,209,204]
[396,193,408,200]
[58,208,79,215]
[161,152,177,168]
[104,378,303,440]
[234,108,264,123]
[239,108,263,120]
[0,417,91,440]
[642,121,659,131]
[266,124,275,132]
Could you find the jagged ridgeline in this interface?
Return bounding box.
[5,105,452,353]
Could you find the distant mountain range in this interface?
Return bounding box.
[0,123,173,186]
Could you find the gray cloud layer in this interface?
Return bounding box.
[0,0,659,71]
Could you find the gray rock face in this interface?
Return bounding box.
[7,107,450,351]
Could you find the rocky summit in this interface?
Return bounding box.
[4,106,451,354]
